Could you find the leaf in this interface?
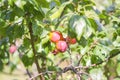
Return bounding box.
[83,23,93,39]
[23,38,31,49]
[50,5,65,21]
[35,0,49,8]
[94,19,103,31]
[89,68,104,80]
[109,48,120,56]
[117,27,120,36]
[23,1,44,20]
[48,66,57,71]
[14,25,24,38]
[21,54,34,67]
[69,15,95,40]
[91,55,102,64]
[50,1,71,21]
[0,27,7,37]
[116,63,120,76]
[32,23,43,36]
[0,19,6,28]
[0,60,3,71]
[88,18,98,32]
[93,45,109,61]
[69,15,87,40]
[14,0,26,9]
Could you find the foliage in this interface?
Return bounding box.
[0,0,120,80]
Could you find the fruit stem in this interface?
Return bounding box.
[28,22,44,80]
[67,44,73,65]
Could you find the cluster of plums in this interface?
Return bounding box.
[49,31,76,55]
[9,31,77,55]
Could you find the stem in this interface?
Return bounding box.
[77,53,85,66]
[28,22,44,80]
[67,45,73,65]
[26,69,32,78]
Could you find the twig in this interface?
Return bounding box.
[76,72,81,80]
[67,45,73,65]
[55,49,119,80]
[26,69,32,78]
[29,71,53,80]
[77,40,98,66]
[77,53,86,66]
[76,50,120,69]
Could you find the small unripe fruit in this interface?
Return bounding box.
[65,36,71,43]
[56,41,68,52]
[52,49,59,55]
[49,31,64,43]
[70,38,77,44]
[9,44,17,54]
[65,36,76,44]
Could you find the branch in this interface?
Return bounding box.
[28,22,44,80]
[26,69,32,78]
[77,40,98,66]
[76,50,120,69]
[77,53,85,66]
[29,71,53,80]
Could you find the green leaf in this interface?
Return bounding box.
[88,18,98,32]
[109,48,120,56]
[0,60,3,71]
[23,38,31,49]
[32,23,43,36]
[50,1,71,21]
[14,25,24,38]
[0,19,6,28]
[93,45,109,61]
[14,0,26,9]
[116,63,120,76]
[35,0,49,8]
[117,27,120,36]
[69,15,87,40]
[48,66,57,71]
[23,1,44,19]
[89,68,105,80]
[50,5,65,21]
[21,54,34,67]
[0,27,7,37]
[91,55,102,64]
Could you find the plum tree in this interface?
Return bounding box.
[0,0,120,80]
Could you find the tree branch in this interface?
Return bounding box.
[76,50,120,69]
[29,71,53,80]
[26,69,32,78]
[77,40,98,66]
[28,22,44,80]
